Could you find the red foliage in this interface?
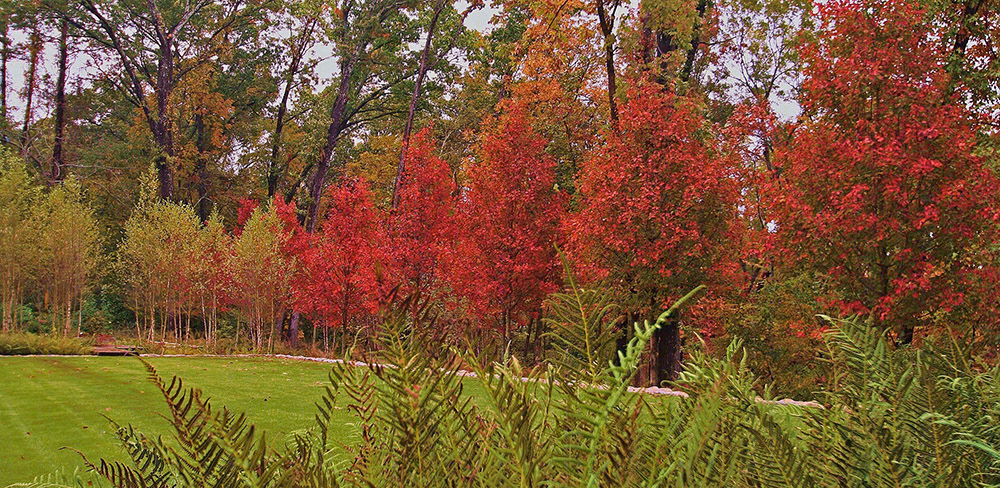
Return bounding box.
[767,0,1000,338]
[273,196,310,261]
[234,197,259,236]
[567,85,741,315]
[293,180,389,329]
[449,103,566,331]
[387,128,456,298]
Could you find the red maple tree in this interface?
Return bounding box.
[568,84,740,382]
[449,103,566,343]
[387,128,456,300]
[234,197,260,237]
[293,179,389,333]
[767,0,1000,343]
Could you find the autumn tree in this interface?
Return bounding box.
[449,105,565,352]
[768,0,1000,344]
[303,0,421,232]
[228,199,296,352]
[0,0,12,122]
[429,3,528,170]
[635,0,717,86]
[388,128,456,300]
[50,15,70,182]
[714,0,811,108]
[293,180,388,350]
[925,0,1000,111]
[391,0,480,207]
[502,0,610,190]
[115,172,204,342]
[36,179,100,336]
[53,0,273,200]
[569,85,740,384]
[266,2,322,198]
[0,150,40,332]
[18,9,42,156]
[190,211,229,346]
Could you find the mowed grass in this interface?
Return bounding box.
[0,356,389,486]
[0,356,715,486]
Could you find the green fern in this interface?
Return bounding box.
[544,252,623,383]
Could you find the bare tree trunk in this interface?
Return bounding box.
[200,295,207,343]
[20,24,42,153]
[306,50,360,232]
[51,19,70,183]
[269,17,316,197]
[154,33,175,199]
[288,311,301,348]
[1,20,9,122]
[523,316,533,362]
[63,300,71,336]
[652,316,682,385]
[268,312,275,354]
[194,114,211,220]
[135,295,141,341]
[78,297,83,337]
[391,0,446,208]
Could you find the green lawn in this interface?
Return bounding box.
[0,356,371,486]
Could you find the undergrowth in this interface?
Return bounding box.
[0,333,91,356]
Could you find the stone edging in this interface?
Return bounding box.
[3,353,823,408]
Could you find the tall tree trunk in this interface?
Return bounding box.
[616,312,633,367]
[194,114,211,220]
[268,81,293,197]
[269,17,316,197]
[391,0,446,209]
[1,19,9,122]
[900,323,915,345]
[523,317,534,363]
[64,300,72,337]
[288,311,301,348]
[306,53,359,233]
[51,19,70,183]
[154,38,175,199]
[595,0,620,130]
[652,316,681,385]
[20,24,42,153]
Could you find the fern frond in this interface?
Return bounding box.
[138,359,278,487]
[554,286,705,488]
[544,251,622,383]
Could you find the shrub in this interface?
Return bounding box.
[0,332,91,356]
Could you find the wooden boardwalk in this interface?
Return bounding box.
[91,345,141,356]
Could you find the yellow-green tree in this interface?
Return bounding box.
[0,150,40,332]
[37,179,101,336]
[228,202,294,352]
[192,211,229,346]
[116,170,203,342]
